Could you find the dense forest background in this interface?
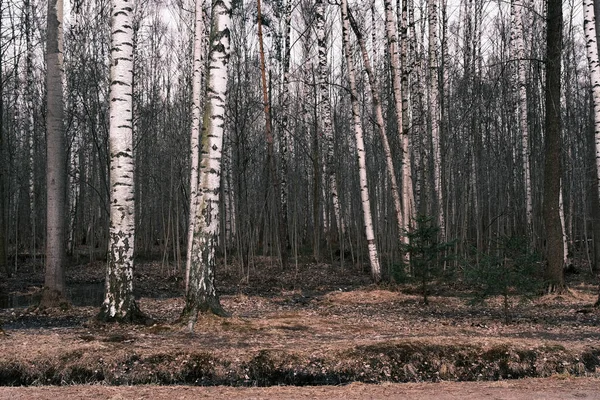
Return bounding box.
[0,0,598,291]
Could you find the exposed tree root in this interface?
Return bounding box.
[180,298,230,334]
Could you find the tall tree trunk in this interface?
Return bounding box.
[347,7,404,250]
[384,0,414,251]
[316,0,344,243]
[0,24,5,276]
[543,0,565,292]
[98,0,144,322]
[67,128,81,256]
[511,0,533,240]
[186,0,205,293]
[584,0,600,303]
[428,0,445,239]
[25,0,37,261]
[279,0,291,267]
[341,0,381,282]
[257,0,287,268]
[401,0,417,230]
[182,0,232,329]
[42,0,68,307]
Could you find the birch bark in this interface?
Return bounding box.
[584,0,600,290]
[585,0,600,205]
[0,26,4,276]
[186,0,205,293]
[383,0,414,248]
[341,0,381,282]
[511,0,533,237]
[99,0,144,321]
[25,0,36,260]
[347,7,404,249]
[279,0,291,267]
[182,0,232,328]
[428,0,445,239]
[316,0,344,240]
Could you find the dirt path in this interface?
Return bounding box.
[0,377,598,399]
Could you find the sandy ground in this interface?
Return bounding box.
[0,377,599,399]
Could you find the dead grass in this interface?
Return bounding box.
[0,259,599,386]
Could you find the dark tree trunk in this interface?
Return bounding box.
[42,0,68,307]
[0,39,6,277]
[543,0,565,293]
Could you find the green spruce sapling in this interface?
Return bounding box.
[402,215,454,304]
[465,235,542,323]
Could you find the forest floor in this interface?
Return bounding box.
[0,255,599,397]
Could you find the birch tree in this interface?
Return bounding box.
[341,0,381,282]
[25,0,37,260]
[585,0,600,217]
[347,6,404,249]
[98,0,144,321]
[41,0,68,307]
[0,37,5,276]
[584,0,600,303]
[316,0,343,240]
[185,0,205,293]
[428,0,445,239]
[182,0,232,329]
[511,0,533,238]
[383,0,414,248]
[279,0,292,263]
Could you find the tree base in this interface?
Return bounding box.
[545,283,568,295]
[97,301,154,325]
[180,298,230,333]
[38,287,70,310]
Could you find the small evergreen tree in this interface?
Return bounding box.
[465,235,543,323]
[400,215,453,304]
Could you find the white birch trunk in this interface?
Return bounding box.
[559,179,568,266]
[185,0,205,293]
[67,130,81,255]
[183,0,232,327]
[429,0,445,239]
[316,0,344,239]
[384,0,415,249]
[279,0,291,265]
[585,0,600,206]
[25,0,36,259]
[511,0,533,236]
[100,0,141,321]
[341,0,381,282]
[347,7,404,250]
[400,0,416,232]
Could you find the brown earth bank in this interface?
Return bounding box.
[0,377,599,399]
[0,259,599,387]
